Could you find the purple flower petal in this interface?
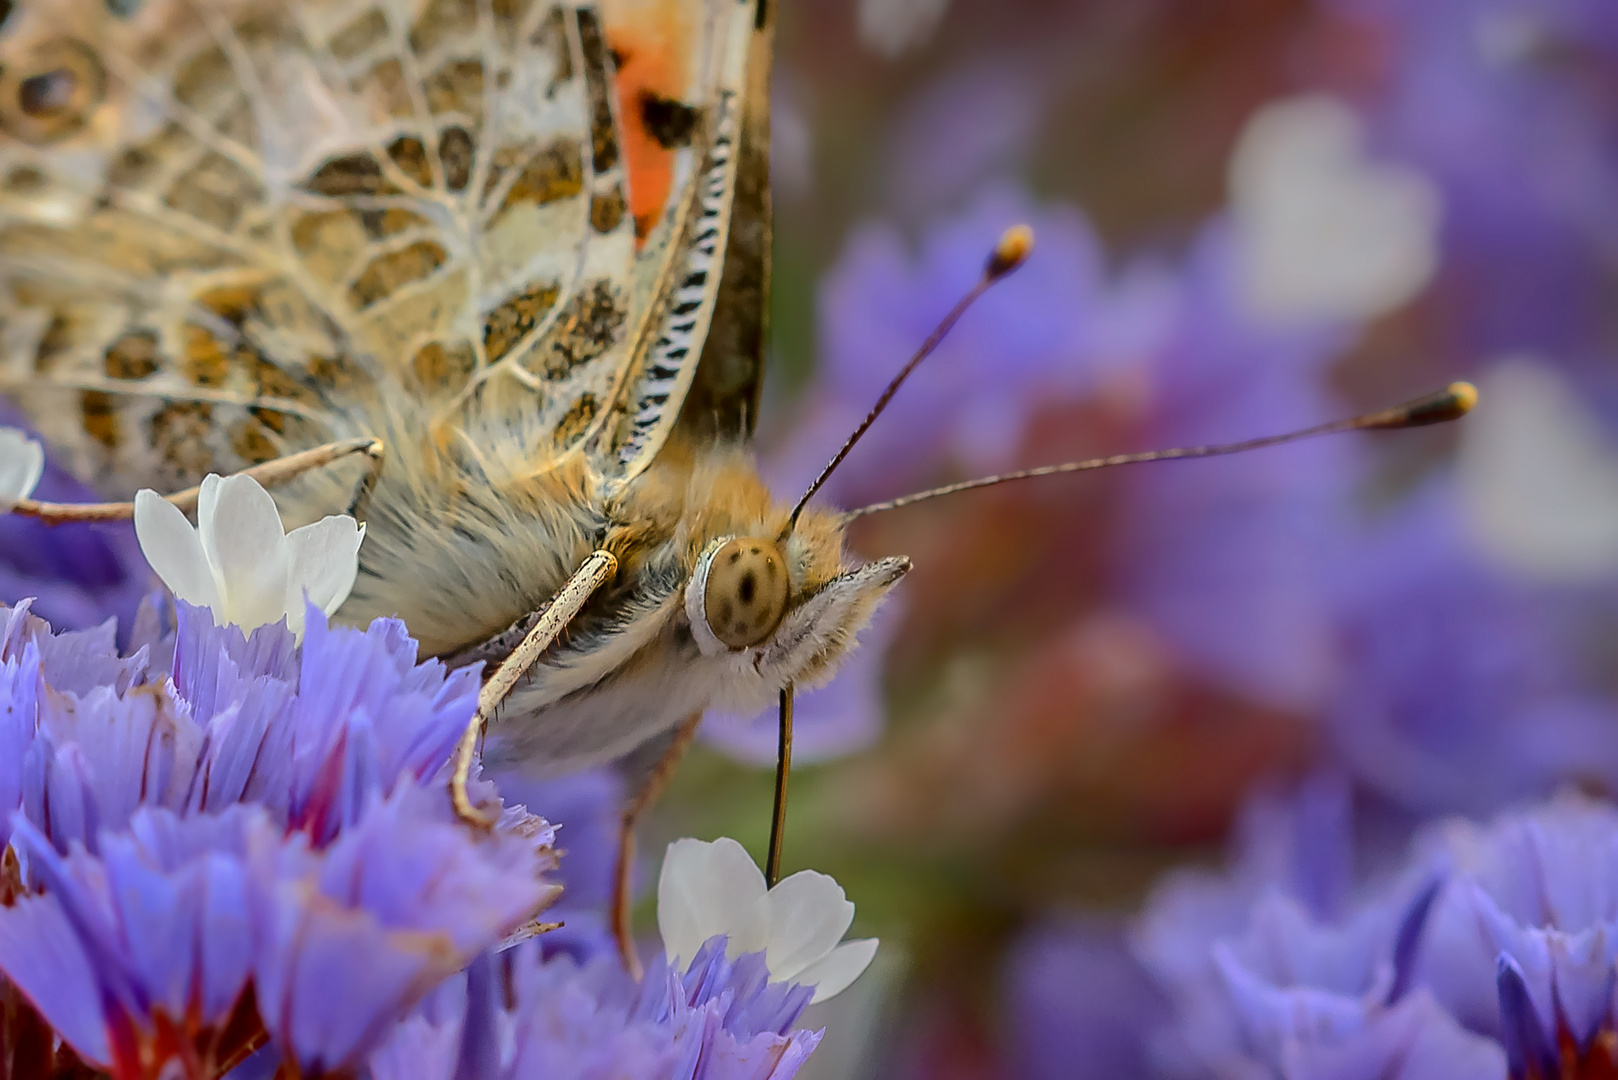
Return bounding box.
[251,785,556,1072]
[0,888,110,1066]
[1495,954,1556,1079]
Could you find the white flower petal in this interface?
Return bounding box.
[133,490,222,612]
[195,475,224,540]
[193,475,230,606]
[199,474,291,631]
[761,869,856,983]
[284,516,365,629]
[794,938,879,1004]
[657,837,769,967]
[0,428,43,509]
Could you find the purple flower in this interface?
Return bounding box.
[1135,774,1362,1074]
[1136,776,1507,1079]
[251,787,557,1073]
[1418,795,1618,1075]
[0,808,258,1075]
[1000,920,1166,1080]
[1138,784,1618,1079]
[0,792,554,1077]
[1321,480,1618,815]
[368,938,820,1080]
[0,597,488,852]
[363,835,879,1079]
[0,599,561,1078]
[483,767,625,962]
[1204,887,1486,1079]
[0,599,182,852]
[0,414,149,638]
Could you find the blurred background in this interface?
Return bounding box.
[6,0,1617,1075]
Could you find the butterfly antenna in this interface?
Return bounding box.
[783,224,1035,534]
[845,381,1479,520]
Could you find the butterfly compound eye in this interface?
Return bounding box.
[702,537,789,650]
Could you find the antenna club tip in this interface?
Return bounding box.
[986,224,1035,279]
[1364,381,1481,430]
[1447,380,1479,416]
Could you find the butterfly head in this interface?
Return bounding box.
[683,523,908,694]
[650,227,1037,702]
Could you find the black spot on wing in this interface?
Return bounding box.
[640,93,697,150]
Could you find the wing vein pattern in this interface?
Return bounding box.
[0,0,760,506]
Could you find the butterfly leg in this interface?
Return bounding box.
[611,712,703,978]
[450,549,620,826]
[9,437,385,524]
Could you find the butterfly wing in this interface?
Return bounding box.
[591,0,768,481]
[0,0,759,512]
[666,0,772,448]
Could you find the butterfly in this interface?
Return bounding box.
[0,0,912,954]
[0,0,1474,967]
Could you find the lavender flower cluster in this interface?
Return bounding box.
[0,597,819,1079]
[1127,778,1618,1080]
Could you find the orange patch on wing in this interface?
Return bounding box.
[607,16,692,246]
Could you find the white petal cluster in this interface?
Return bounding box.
[658,837,878,1004]
[134,473,365,638]
[1231,94,1441,324]
[0,427,44,511]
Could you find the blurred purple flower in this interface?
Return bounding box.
[883,64,1046,215]
[1202,886,1493,1080]
[0,412,149,638]
[1000,919,1167,1080]
[1139,783,1618,1079]
[1136,774,1360,1074]
[1418,795,1618,1075]
[1322,479,1618,816]
[774,184,1173,510]
[1116,222,1361,712]
[1137,775,1514,1079]
[368,937,820,1080]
